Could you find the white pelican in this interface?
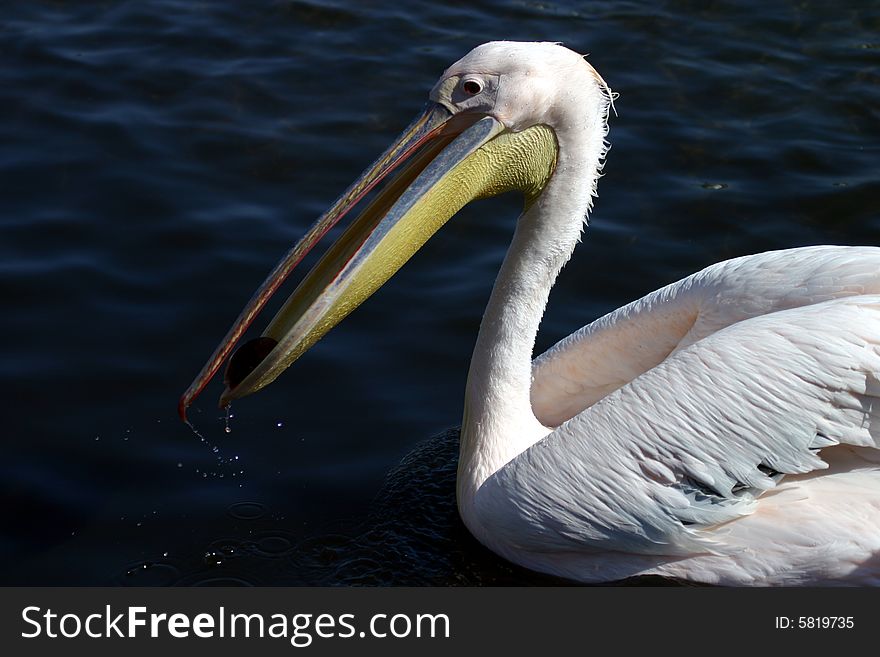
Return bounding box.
[181,42,880,585]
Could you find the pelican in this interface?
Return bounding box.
[181,42,880,585]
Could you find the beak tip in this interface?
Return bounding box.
[219,387,235,410]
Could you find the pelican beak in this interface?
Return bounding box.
[179,102,557,421]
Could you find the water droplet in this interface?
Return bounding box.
[223,404,233,434]
[121,561,179,585]
[204,551,224,567]
[203,545,237,568]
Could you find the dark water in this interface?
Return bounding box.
[2,0,878,585]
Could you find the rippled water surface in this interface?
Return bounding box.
[2,1,878,584]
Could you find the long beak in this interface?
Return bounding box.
[179,103,557,421]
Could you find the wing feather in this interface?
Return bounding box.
[531,246,880,426]
[479,295,880,557]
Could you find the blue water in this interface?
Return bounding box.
[2,0,878,585]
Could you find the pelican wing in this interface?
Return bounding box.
[480,294,880,556]
[531,246,880,426]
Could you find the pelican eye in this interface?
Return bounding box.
[462,79,482,95]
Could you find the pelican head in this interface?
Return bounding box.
[179,41,612,419]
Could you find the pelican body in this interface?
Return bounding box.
[182,42,880,585]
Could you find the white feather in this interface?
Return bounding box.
[437,43,880,585]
